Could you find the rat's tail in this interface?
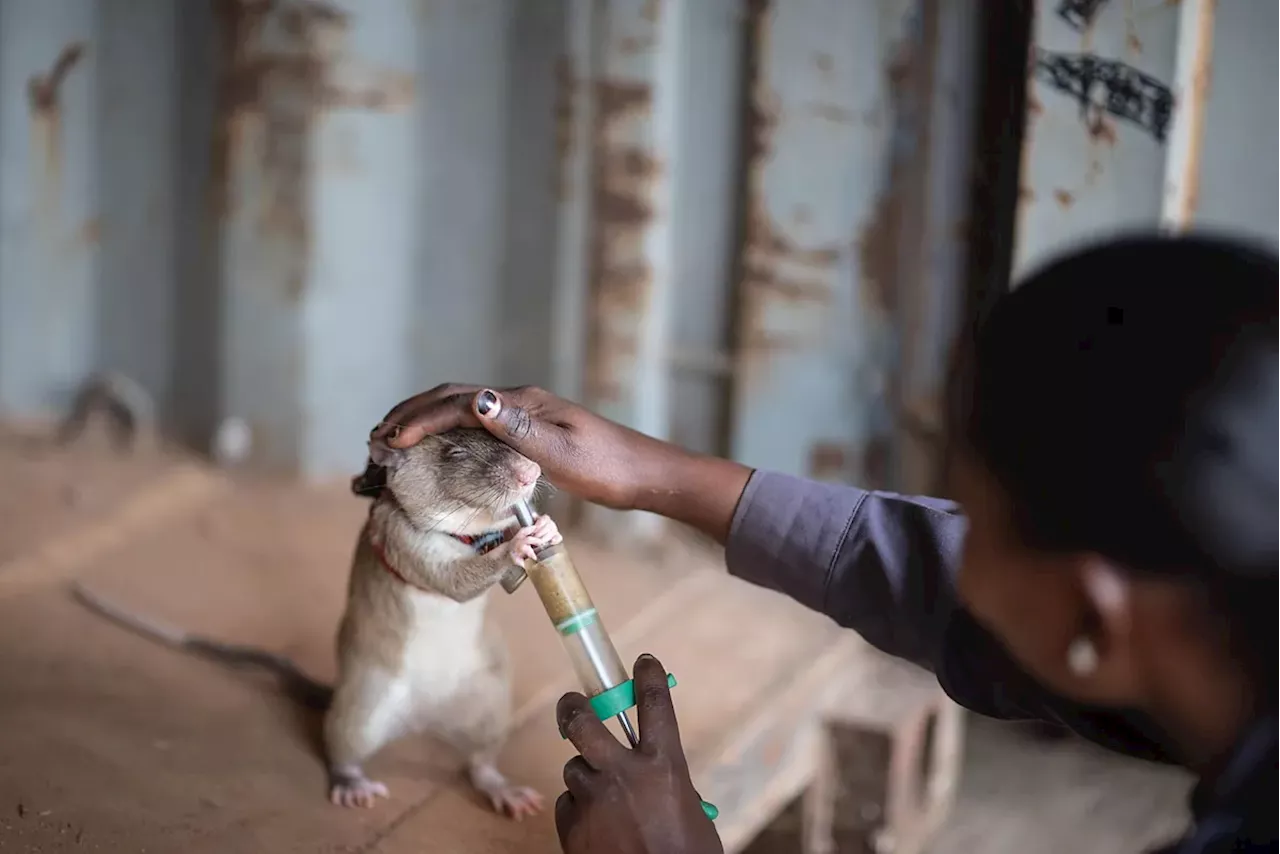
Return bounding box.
[71,582,334,711]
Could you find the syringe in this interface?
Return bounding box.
[499,499,718,822]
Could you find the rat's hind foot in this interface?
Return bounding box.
[328,765,389,809]
[468,761,545,821]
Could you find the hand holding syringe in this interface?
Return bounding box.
[499,500,718,822]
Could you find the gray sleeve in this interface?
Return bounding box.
[724,471,1180,764]
[725,470,965,670]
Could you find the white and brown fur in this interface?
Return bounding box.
[73,429,559,819]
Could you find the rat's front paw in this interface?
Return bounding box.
[509,515,563,566]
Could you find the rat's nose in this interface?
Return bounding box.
[515,461,541,487]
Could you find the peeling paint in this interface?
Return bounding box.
[807,102,856,124]
[210,0,416,300]
[27,43,85,113]
[735,0,851,371]
[808,441,850,481]
[27,43,86,189]
[1087,113,1118,145]
[584,51,661,403]
[858,8,939,319]
[27,42,89,280]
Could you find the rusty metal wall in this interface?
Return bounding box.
[1015,0,1180,278]
[1016,0,1277,279]
[0,0,984,491]
[0,1,101,417]
[724,0,978,492]
[1195,0,1278,247]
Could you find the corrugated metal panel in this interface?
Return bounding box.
[0,1,99,417]
[497,0,567,391]
[1,0,1273,493]
[727,0,921,488]
[304,0,422,474]
[211,0,420,474]
[666,0,743,459]
[551,0,596,404]
[581,0,676,447]
[1194,0,1277,247]
[97,0,180,411]
[893,0,979,495]
[1014,0,1181,278]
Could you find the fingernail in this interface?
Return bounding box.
[638,653,656,662]
[369,422,382,438]
[476,390,499,417]
[557,708,576,739]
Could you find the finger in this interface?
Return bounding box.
[633,654,682,757]
[561,755,598,800]
[375,384,484,447]
[372,384,477,439]
[557,692,628,769]
[472,388,547,453]
[554,791,576,846]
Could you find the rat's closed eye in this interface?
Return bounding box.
[445,446,469,462]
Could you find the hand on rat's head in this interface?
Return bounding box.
[370,384,649,510]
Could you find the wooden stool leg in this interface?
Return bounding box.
[801,652,966,854]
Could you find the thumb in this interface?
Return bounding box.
[472,389,542,453]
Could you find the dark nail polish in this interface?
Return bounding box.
[476,390,498,416]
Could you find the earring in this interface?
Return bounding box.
[1067,636,1099,677]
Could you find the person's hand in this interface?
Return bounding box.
[370,384,752,542]
[554,654,723,854]
[371,384,661,509]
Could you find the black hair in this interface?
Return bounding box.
[953,233,1278,707]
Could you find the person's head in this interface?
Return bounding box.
[949,233,1277,759]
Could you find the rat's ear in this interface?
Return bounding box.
[368,438,407,469]
[350,460,387,498]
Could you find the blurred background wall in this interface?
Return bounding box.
[0,0,1274,508]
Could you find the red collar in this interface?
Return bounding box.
[448,529,509,554]
[369,529,510,592]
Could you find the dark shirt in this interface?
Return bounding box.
[725,470,1277,854]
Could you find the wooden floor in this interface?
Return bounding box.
[927,717,1191,854]
[0,431,856,853]
[0,429,1193,853]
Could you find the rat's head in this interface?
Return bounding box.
[363,429,542,532]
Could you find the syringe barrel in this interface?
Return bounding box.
[526,543,629,696]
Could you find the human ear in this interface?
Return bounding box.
[1067,559,1138,694]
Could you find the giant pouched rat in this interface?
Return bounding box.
[73,429,560,819]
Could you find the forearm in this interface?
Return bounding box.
[717,471,1183,762]
[627,437,753,544]
[726,471,964,670]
